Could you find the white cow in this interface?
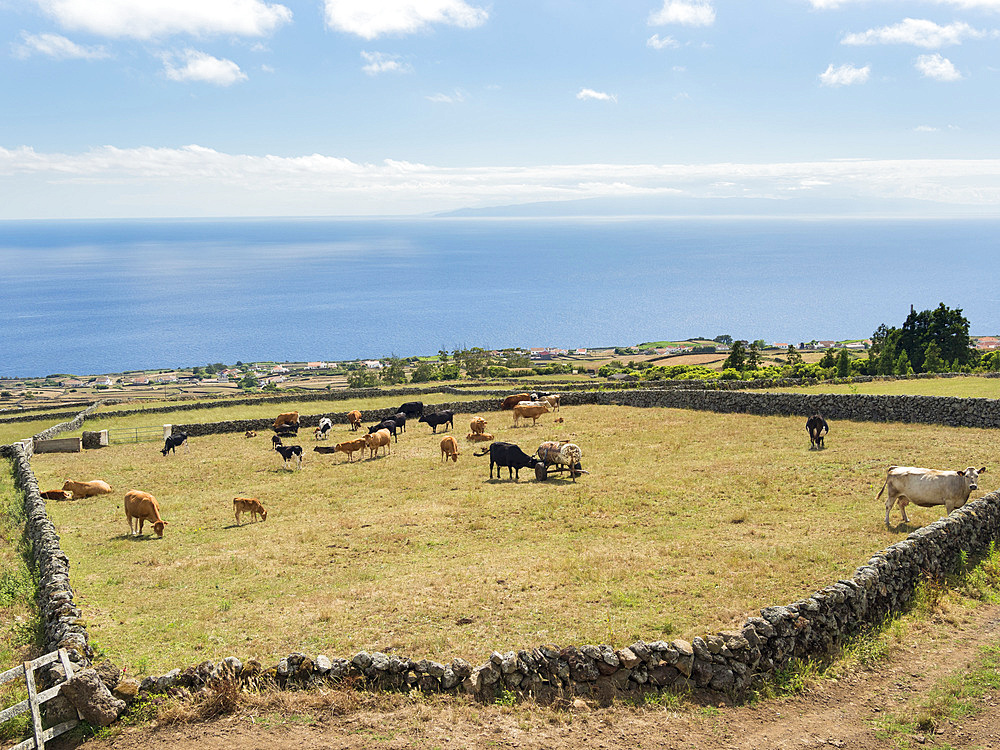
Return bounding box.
[878,465,987,528]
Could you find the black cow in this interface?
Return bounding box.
[806,414,829,450]
[478,441,537,480]
[161,431,188,456]
[274,443,303,469]
[275,424,299,438]
[398,401,424,418]
[271,434,283,448]
[419,410,454,434]
[368,419,398,443]
[390,412,407,433]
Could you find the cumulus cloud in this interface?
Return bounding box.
[161,49,248,85]
[819,63,870,86]
[916,53,963,80]
[324,0,488,39]
[34,0,291,40]
[649,1,715,26]
[647,33,679,49]
[360,51,412,75]
[577,88,617,102]
[426,89,465,103]
[12,31,110,60]
[842,19,993,48]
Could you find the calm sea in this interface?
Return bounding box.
[0,217,997,378]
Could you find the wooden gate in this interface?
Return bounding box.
[0,649,78,750]
[107,425,164,445]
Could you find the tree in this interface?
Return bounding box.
[238,374,259,391]
[714,334,733,345]
[438,350,449,362]
[894,351,913,376]
[722,341,746,371]
[818,349,837,368]
[885,303,973,373]
[835,349,851,377]
[786,345,803,365]
[381,357,407,385]
[410,362,440,383]
[348,369,379,388]
[746,341,762,370]
[922,341,945,373]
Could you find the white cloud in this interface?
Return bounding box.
[34,0,292,40]
[426,89,465,103]
[647,33,679,49]
[577,88,617,102]
[361,51,412,75]
[12,31,111,60]
[161,49,248,85]
[842,19,993,48]
[649,1,715,26]
[916,53,963,80]
[819,63,870,86]
[324,0,488,39]
[915,125,940,131]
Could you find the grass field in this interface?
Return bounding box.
[26,404,998,677]
[768,376,1000,399]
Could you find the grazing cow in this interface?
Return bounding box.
[806,414,829,450]
[512,402,550,427]
[124,490,168,537]
[245,430,257,439]
[347,410,363,431]
[440,435,461,463]
[273,411,299,431]
[466,432,494,442]
[501,393,531,410]
[330,437,368,462]
[419,410,454,434]
[368,419,398,442]
[475,441,537,480]
[274,443,303,469]
[61,479,112,499]
[537,441,584,480]
[40,489,72,501]
[315,417,333,440]
[364,428,392,459]
[470,416,488,435]
[398,401,424,419]
[541,394,561,412]
[161,431,188,456]
[234,497,267,525]
[878,465,987,528]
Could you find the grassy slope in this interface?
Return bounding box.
[767,376,1000,399]
[27,405,997,677]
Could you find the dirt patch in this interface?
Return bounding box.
[64,603,1000,750]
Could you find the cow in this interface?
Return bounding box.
[475,442,537,480]
[273,411,299,431]
[466,432,494,442]
[369,419,398,442]
[806,414,829,450]
[274,443,303,469]
[364,428,392,459]
[315,417,333,440]
[537,441,584,480]
[329,437,368,462]
[440,436,461,463]
[347,410,363,431]
[61,480,113,499]
[161,431,188,456]
[40,489,72,501]
[234,497,267,525]
[501,393,531,410]
[470,416,488,435]
[419,410,454,434]
[390,412,407,433]
[124,490,168,538]
[398,401,424,419]
[245,430,257,439]
[541,394,561,412]
[271,434,283,449]
[878,465,987,528]
[512,402,550,427]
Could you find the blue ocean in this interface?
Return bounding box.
[0,217,997,378]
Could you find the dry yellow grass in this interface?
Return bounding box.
[26,404,996,676]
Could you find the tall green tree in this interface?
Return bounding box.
[786,345,803,365]
[722,341,746,371]
[746,341,762,370]
[922,341,945,373]
[836,349,851,377]
[380,357,407,385]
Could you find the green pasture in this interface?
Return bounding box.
[25,404,997,676]
[767,376,1000,399]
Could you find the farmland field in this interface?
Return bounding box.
[768,375,1000,399]
[27,404,998,677]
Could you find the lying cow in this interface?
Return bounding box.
[234,497,267,525]
[347,410,363,431]
[245,430,257,439]
[161,431,188,456]
[806,414,829,450]
[475,442,537,480]
[419,410,454,434]
[466,431,494,442]
[273,411,299,431]
[62,479,112,499]
[40,489,72,501]
[501,393,531,410]
[878,465,987,528]
[440,435,461,463]
[512,402,550,427]
[124,490,168,537]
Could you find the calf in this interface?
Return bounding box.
[274,443,303,469]
[234,497,267,524]
[347,410,363,431]
[41,489,72,501]
[364,428,392,458]
[271,434,283,448]
[440,435,461,463]
[331,437,368,462]
[806,414,829,450]
[878,465,986,528]
[419,410,454,434]
[245,430,257,439]
[476,441,537,480]
[61,479,112,499]
[124,490,168,537]
[161,431,188,455]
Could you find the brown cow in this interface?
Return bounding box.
[347,410,363,431]
[40,489,72,500]
[501,393,531,410]
[440,436,461,462]
[234,497,267,524]
[364,428,392,458]
[124,490,168,537]
[334,437,368,462]
[245,430,257,439]
[541,394,561,412]
[466,431,494,442]
[470,416,488,434]
[273,411,299,430]
[512,402,550,427]
[62,480,112,499]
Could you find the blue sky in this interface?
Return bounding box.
[3,0,1000,218]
